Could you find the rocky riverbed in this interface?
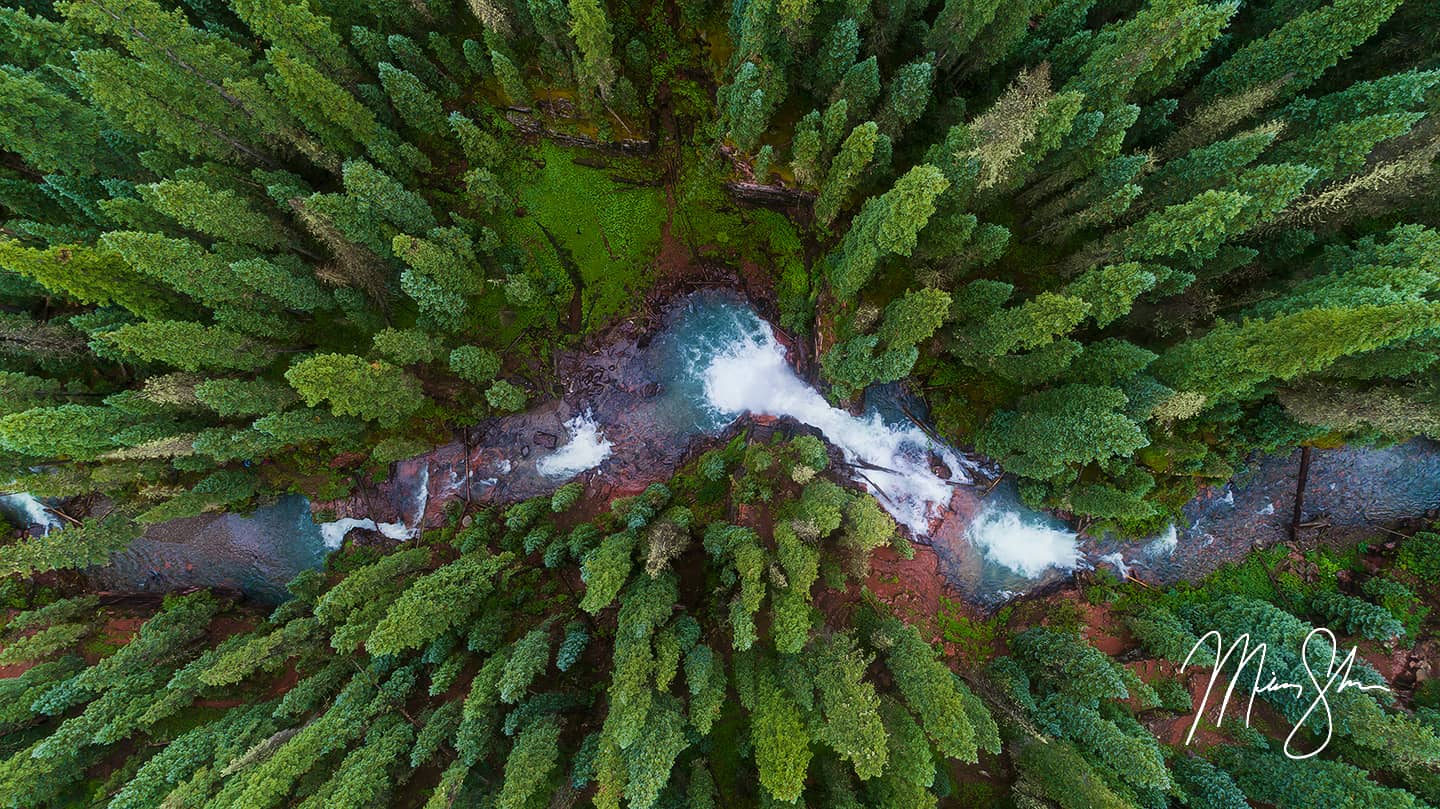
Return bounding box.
[36,292,1440,605]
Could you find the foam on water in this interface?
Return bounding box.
[1098,551,1131,579]
[319,517,376,549]
[693,306,971,535]
[537,411,613,479]
[0,493,60,534]
[966,503,1080,577]
[318,468,429,547]
[1143,523,1178,557]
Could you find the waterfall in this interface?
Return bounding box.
[536,411,613,479]
[0,493,60,535]
[965,498,1080,577]
[318,466,429,547]
[693,305,974,536]
[319,517,377,550]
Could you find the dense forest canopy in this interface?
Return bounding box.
[2,446,1440,807]
[0,0,1438,544]
[1,0,1440,805]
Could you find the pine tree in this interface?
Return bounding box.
[811,632,888,779]
[581,531,637,613]
[392,227,481,329]
[1271,111,1422,181]
[1173,755,1250,809]
[978,384,1148,481]
[500,625,553,703]
[342,159,437,234]
[491,49,532,105]
[0,241,174,317]
[377,63,448,135]
[790,111,823,186]
[814,121,879,226]
[876,288,951,349]
[752,665,812,802]
[1143,122,1280,209]
[875,619,980,762]
[485,379,528,412]
[1309,590,1406,641]
[831,56,881,115]
[569,0,616,98]
[367,553,511,656]
[0,404,129,461]
[231,0,359,81]
[1064,0,1237,110]
[388,34,458,97]
[959,64,1082,193]
[1196,0,1405,103]
[446,345,500,384]
[1063,263,1156,327]
[831,164,949,299]
[815,18,860,94]
[284,353,427,427]
[99,231,253,309]
[877,58,934,138]
[0,513,139,576]
[101,320,272,371]
[371,328,443,364]
[264,47,380,156]
[1156,301,1440,403]
[0,67,119,176]
[624,698,689,808]
[728,87,768,152]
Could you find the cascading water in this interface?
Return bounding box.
[319,465,429,547]
[651,293,1081,589]
[0,492,60,535]
[82,290,1440,603]
[536,411,614,479]
[965,492,1081,578]
[662,297,978,535]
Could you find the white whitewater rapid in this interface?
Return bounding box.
[537,411,614,479]
[694,304,1080,577]
[698,311,972,535]
[0,492,60,535]
[966,504,1081,577]
[319,466,428,548]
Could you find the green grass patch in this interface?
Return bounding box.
[509,143,667,331]
[938,597,1006,666]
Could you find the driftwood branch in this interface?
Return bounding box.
[723,181,816,207]
[1290,445,1312,540]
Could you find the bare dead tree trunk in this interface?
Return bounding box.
[1291,445,1312,541]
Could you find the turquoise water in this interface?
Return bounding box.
[39,293,1440,603]
[88,495,329,603]
[648,292,986,535]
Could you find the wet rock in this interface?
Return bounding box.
[520,445,531,459]
[640,382,661,398]
[928,452,952,479]
[535,431,559,449]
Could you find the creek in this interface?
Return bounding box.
[8,292,1438,603]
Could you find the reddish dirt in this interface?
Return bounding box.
[812,541,956,646]
[1074,599,1130,656]
[91,615,145,664]
[867,543,950,640]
